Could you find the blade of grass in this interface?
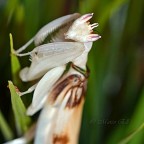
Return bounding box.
[122,88,144,144]
[8,81,31,135]
[5,0,18,24]
[0,111,14,140]
[10,33,21,85]
[118,123,144,144]
[107,88,144,144]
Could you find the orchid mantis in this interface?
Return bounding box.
[7,13,101,144]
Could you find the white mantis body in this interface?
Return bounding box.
[6,13,101,144]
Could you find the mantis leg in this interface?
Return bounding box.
[19,83,38,96]
[14,13,80,55]
[26,65,66,115]
[19,42,84,81]
[14,37,34,54]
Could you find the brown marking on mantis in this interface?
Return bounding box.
[48,74,82,104]
[48,65,89,108]
[53,134,69,144]
[66,80,87,108]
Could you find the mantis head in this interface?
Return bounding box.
[65,13,101,42]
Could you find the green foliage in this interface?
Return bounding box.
[10,33,21,85]
[0,111,14,140]
[8,81,31,135]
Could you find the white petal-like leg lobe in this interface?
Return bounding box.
[34,91,73,143]
[34,105,59,144]
[19,67,29,82]
[20,42,84,81]
[27,66,66,116]
[34,91,85,144]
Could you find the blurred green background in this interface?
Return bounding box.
[0,0,144,144]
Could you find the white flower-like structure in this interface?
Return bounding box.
[6,13,101,144]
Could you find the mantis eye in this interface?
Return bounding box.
[74,77,78,82]
[68,75,81,85]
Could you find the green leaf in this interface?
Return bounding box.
[0,111,14,140]
[10,33,21,85]
[8,81,31,135]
